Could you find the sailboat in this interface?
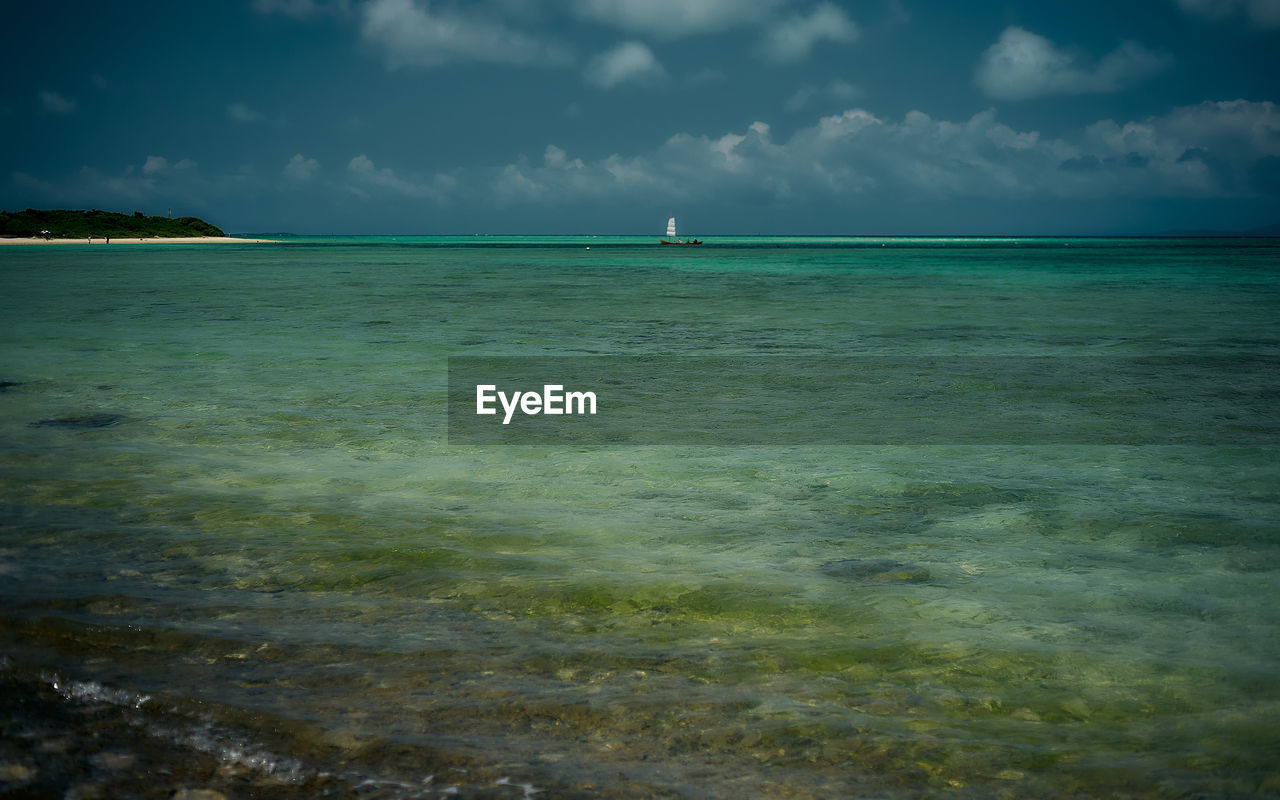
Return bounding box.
[660,216,701,246]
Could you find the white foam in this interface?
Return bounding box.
[496,777,542,798]
[42,672,150,709]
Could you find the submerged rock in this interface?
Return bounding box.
[820,559,931,583]
[0,381,22,392]
[31,413,123,429]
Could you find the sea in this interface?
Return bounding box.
[1,235,1277,799]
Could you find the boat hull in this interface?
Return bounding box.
[660,239,702,246]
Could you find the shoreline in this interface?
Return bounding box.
[0,236,277,245]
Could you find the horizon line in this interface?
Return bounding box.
[228,231,1280,239]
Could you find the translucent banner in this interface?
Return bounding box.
[447,355,1279,445]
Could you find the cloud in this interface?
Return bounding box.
[884,0,911,26]
[227,102,264,123]
[11,155,218,217]
[348,154,397,187]
[493,143,665,204]
[1082,99,1280,192]
[141,156,196,175]
[284,154,320,180]
[481,100,1280,215]
[975,27,1171,100]
[571,0,783,38]
[347,153,454,200]
[40,90,76,115]
[13,100,1278,233]
[13,166,158,206]
[785,79,860,111]
[360,0,571,69]
[1175,0,1280,27]
[252,0,350,18]
[584,41,666,88]
[544,145,585,170]
[758,3,859,63]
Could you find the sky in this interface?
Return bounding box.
[2,0,1278,235]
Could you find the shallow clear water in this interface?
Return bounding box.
[1,237,1278,797]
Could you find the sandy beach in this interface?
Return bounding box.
[0,236,276,245]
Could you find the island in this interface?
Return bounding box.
[0,208,274,244]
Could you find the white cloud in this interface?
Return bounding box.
[360,0,571,69]
[544,145,585,170]
[284,154,320,180]
[815,107,881,140]
[11,158,226,215]
[1163,99,1280,156]
[252,0,350,18]
[140,156,196,175]
[584,41,666,88]
[975,27,1171,100]
[698,121,773,169]
[227,102,264,123]
[785,79,860,111]
[572,0,783,38]
[491,118,780,207]
[1175,0,1280,27]
[481,100,1280,212]
[758,3,859,63]
[347,153,411,197]
[40,90,76,115]
[347,153,454,200]
[1082,99,1280,194]
[13,100,1278,230]
[494,162,550,203]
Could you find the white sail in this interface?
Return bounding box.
[666,217,677,238]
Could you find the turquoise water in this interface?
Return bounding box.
[1,237,1278,797]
